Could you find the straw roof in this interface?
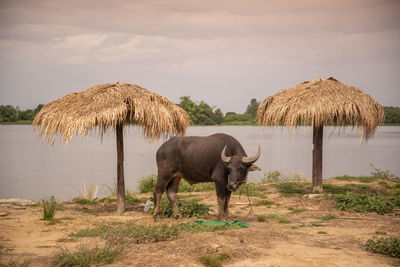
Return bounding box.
[33,81,190,143]
[257,77,384,140]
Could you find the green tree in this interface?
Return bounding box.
[0,105,18,122]
[244,98,260,120]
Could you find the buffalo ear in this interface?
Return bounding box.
[248,164,261,172]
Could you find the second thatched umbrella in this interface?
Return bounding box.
[33,81,190,213]
[257,77,384,192]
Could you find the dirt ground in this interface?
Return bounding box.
[1,179,399,267]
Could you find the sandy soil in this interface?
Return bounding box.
[0,179,399,267]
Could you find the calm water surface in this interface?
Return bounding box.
[0,125,399,200]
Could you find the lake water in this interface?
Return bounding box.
[0,125,399,201]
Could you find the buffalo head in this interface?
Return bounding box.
[221,145,261,191]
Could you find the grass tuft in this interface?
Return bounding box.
[41,196,57,221]
[76,182,98,201]
[321,213,338,221]
[253,200,275,206]
[54,238,123,266]
[0,259,32,267]
[258,214,291,224]
[198,252,231,267]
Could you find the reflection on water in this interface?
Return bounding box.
[0,125,399,200]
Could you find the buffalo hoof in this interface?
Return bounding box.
[173,213,183,219]
[153,214,162,222]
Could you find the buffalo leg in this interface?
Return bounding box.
[153,173,170,219]
[166,176,182,219]
[215,182,229,221]
[223,190,232,219]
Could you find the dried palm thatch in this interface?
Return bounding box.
[257,77,384,192]
[33,81,189,213]
[33,81,190,143]
[257,77,384,140]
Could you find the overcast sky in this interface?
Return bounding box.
[0,0,399,113]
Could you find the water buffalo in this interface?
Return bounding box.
[153,133,261,221]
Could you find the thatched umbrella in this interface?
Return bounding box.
[257,77,384,192]
[33,81,190,213]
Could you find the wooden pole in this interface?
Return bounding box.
[312,125,323,192]
[116,123,125,214]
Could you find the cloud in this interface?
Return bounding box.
[0,0,399,111]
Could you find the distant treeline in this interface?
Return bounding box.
[0,104,43,123]
[1,101,400,125]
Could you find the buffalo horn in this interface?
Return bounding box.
[242,145,261,163]
[221,145,231,163]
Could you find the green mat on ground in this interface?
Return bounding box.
[194,220,249,228]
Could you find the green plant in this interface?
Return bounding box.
[363,236,400,258]
[375,231,387,235]
[257,215,267,222]
[266,170,283,182]
[321,213,338,221]
[234,183,267,198]
[54,236,124,266]
[41,196,57,221]
[125,194,141,205]
[105,180,117,196]
[0,259,32,267]
[335,192,395,214]
[70,221,240,245]
[289,208,307,213]
[274,182,310,197]
[198,252,231,267]
[317,231,327,234]
[253,200,275,206]
[138,175,157,193]
[149,197,210,218]
[80,207,99,216]
[76,182,98,201]
[74,199,96,205]
[258,214,291,224]
[370,164,399,180]
[179,180,216,192]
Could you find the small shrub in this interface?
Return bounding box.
[363,236,400,258]
[370,164,399,180]
[318,231,327,234]
[335,192,395,214]
[138,175,157,193]
[41,196,57,221]
[198,252,230,267]
[257,215,267,222]
[266,170,283,183]
[321,213,338,221]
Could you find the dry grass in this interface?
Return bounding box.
[33,81,190,144]
[257,77,384,140]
